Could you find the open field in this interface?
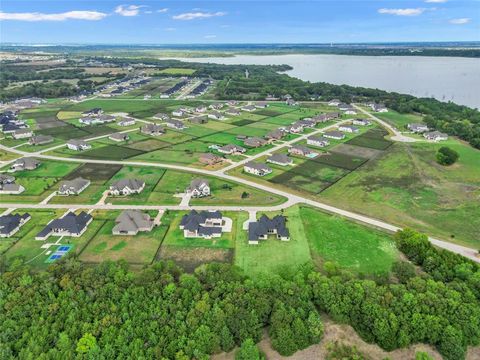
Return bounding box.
[157,68,196,75]
[375,110,425,130]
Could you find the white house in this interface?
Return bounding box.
[186,178,211,198]
[339,125,359,133]
[244,162,272,176]
[424,131,448,142]
[307,136,330,148]
[109,179,145,196]
[67,139,91,151]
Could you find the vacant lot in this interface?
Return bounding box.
[300,206,398,275]
[346,128,393,150]
[157,68,196,75]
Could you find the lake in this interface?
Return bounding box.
[162,54,480,109]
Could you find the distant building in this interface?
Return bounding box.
[344,108,357,115]
[186,178,210,198]
[307,136,330,148]
[241,105,256,112]
[172,109,185,117]
[109,179,145,196]
[285,98,298,106]
[284,123,304,134]
[10,157,40,172]
[353,118,371,126]
[328,99,341,106]
[339,125,359,133]
[218,144,246,155]
[244,137,267,148]
[0,213,31,237]
[207,111,225,120]
[408,123,429,133]
[267,154,293,166]
[66,139,91,151]
[179,210,224,239]
[29,135,54,146]
[0,174,24,194]
[199,153,223,165]
[112,210,154,236]
[12,129,33,139]
[244,162,272,176]
[371,103,388,112]
[255,102,269,108]
[165,119,186,130]
[58,177,90,196]
[424,131,448,141]
[118,118,136,127]
[82,108,103,117]
[189,115,208,124]
[109,133,129,142]
[35,211,92,240]
[152,113,170,121]
[141,123,165,136]
[288,145,317,157]
[324,131,346,140]
[265,129,286,141]
[248,215,290,245]
[225,108,241,116]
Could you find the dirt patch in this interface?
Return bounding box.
[126,139,170,152]
[330,143,382,160]
[158,246,233,272]
[64,163,122,182]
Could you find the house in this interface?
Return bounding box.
[153,113,170,121]
[307,136,330,147]
[339,125,359,133]
[241,105,256,112]
[284,123,304,134]
[227,100,239,106]
[79,117,99,125]
[118,118,136,127]
[109,179,145,196]
[244,137,267,148]
[172,109,185,117]
[10,157,40,171]
[288,145,317,157]
[195,106,207,113]
[199,153,223,165]
[0,177,24,194]
[424,131,448,141]
[35,211,92,240]
[165,119,186,130]
[66,139,91,151]
[190,115,208,124]
[225,108,241,116]
[109,133,129,142]
[58,177,91,195]
[248,215,290,244]
[0,213,31,237]
[267,154,293,166]
[218,144,246,155]
[112,210,154,235]
[283,94,293,100]
[97,114,116,123]
[12,129,33,139]
[141,123,165,136]
[312,114,330,123]
[179,210,224,239]
[244,162,272,176]
[338,103,351,111]
[255,102,269,108]
[265,129,286,141]
[353,118,371,126]
[186,178,210,198]
[2,123,24,134]
[326,112,341,120]
[209,103,224,110]
[344,108,357,115]
[408,123,429,133]
[29,135,54,146]
[82,108,103,116]
[371,103,388,112]
[324,131,346,140]
[207,111,225,120]
[328,99,341,106]
[297,119,316,128]
[286,98,298,106]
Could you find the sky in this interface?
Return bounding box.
[0,0,479,44]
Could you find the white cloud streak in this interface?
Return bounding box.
[172,11,226,21]
[425,0,447,3]
[0,10,107,21]
[449,18,471,24]
[204,35,217,39]
[378,8,426,16]
[157,8,169,13]
[114,5,144,17]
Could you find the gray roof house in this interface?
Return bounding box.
[165,119,186,130]
[29,135,54,146]
[10,157,40,171]
[408,123,429,133]
[67,139,91,151]
[265,129,286,141]
[241,105,256,112]
[424,131,448,141]
[353,118,371,126]
[307,136,330,148]
[199,153,223,165]
[0,213,31,238]
[0,174,15,184]
[109,179,145,196]
[189,115,208,124]
[244,137,267,148]
[12,129,33,139]
[248,215,290,244]
[267,154,293,166]
[112,210,154,235]
[208,111,225,120]
[0,175,24,194]
[324,131,346,140]
[36,211,92,240]
[179,210,223,239]
[141,123,165,136]
[225,108,241,116]
[58,177,91,196]
[244,162,272,176]
[109,133,129,142]
[153,113,170,120]
[338,125,359,133]
[288,145,317,158]
[186,178,210,198]
[218,144,246,155]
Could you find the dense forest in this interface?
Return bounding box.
[1,229,479,359]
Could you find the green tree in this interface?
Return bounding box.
[235,338,263,360]
[436,146,459,165]
[76,333,98,354]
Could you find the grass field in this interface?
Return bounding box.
[319,139,480,247]
[299,206,398,275]
[375,110,424,130]
[157,68,196,75]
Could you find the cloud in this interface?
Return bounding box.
[172,11,226,21]
[157,8,169,13]
[449,18,471,24]
[0,10,107,21]
[165,27,176,31]
[378,8,426,16]
[425,0,447,3]
[114,5,145,17]
[204,35,217,39]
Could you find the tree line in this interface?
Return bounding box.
[1,228,479,359]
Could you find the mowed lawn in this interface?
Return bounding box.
[299,206,398,275]
[320,139,480,248]
[234,206,312,277]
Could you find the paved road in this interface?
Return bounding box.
[353,104,418,142]
[1,119,478,263]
